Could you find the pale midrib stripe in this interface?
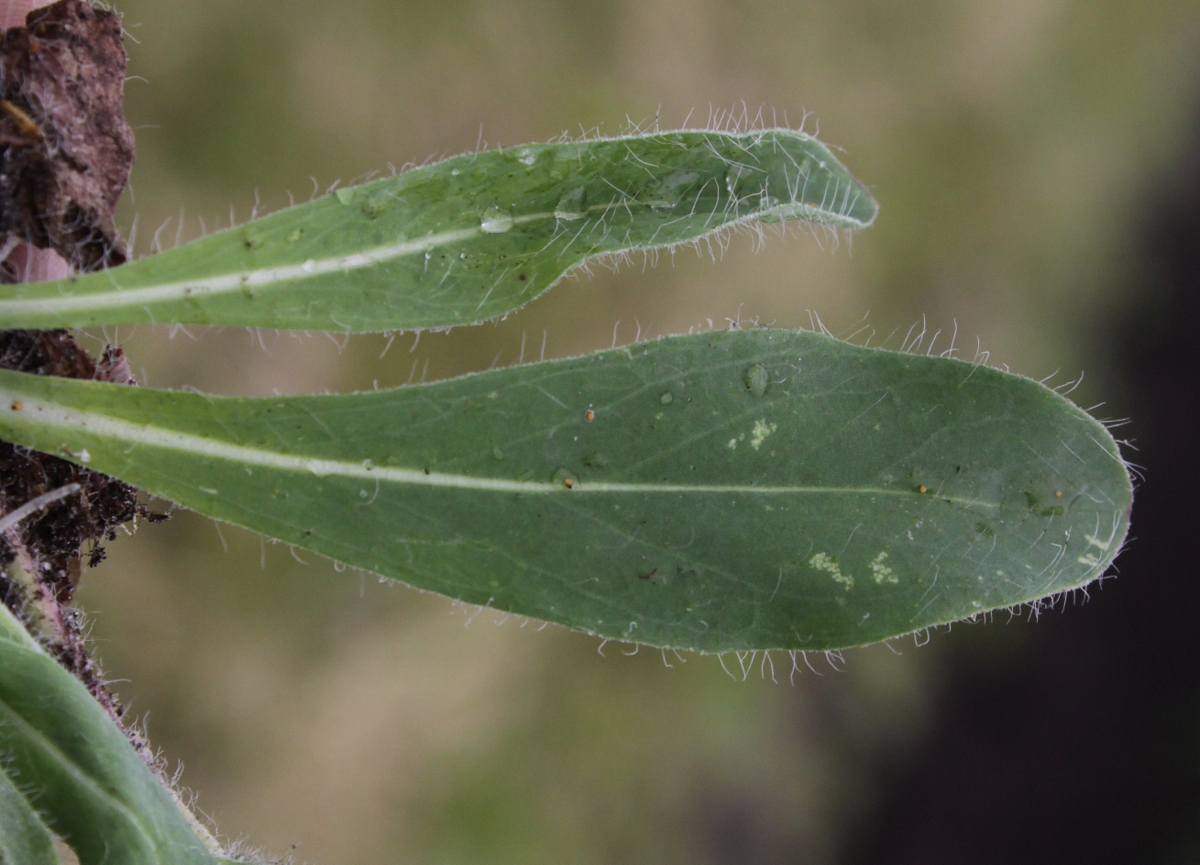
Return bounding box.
[4,396,995,506]
[0,193,864,318]
[0,223,487,315]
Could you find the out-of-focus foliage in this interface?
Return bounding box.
[72,1,1198,862]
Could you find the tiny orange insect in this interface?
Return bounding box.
[584,409,595,422]
[563,477,575,489]
[10,401,22,411]
[917,484,928,494]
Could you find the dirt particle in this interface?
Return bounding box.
[0,0,135,271]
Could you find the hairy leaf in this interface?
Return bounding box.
[0,330,1130,651]
[0,762,57,865]
[0,605,218,865]
[0,130,874,333]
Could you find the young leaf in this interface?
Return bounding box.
[0,330,1130,651]
[0,130,874,333]
[0,604,220,864]
[0,763,58,865]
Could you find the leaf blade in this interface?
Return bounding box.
[0,330,1131,651]
[0,130,874,332]
[0,605,219,865]
[0,763,58,865]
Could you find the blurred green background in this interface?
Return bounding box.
[70,1,1200,862]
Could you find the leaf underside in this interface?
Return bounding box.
[0,605,218,865]
[0,330,1131,652]
[0,129,874,333]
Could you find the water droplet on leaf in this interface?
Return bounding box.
[724,165,757,199]
[554,187,587,220]
[480,205,514,233]
[638,171,698,211]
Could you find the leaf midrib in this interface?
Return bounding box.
[1,394,998,507]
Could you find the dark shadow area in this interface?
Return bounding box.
[842,123,1200,864]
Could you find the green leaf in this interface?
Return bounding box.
[0,130,874,333]
[0,763,57,865]
[0,605,219,865]
[0,330,1130,651]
